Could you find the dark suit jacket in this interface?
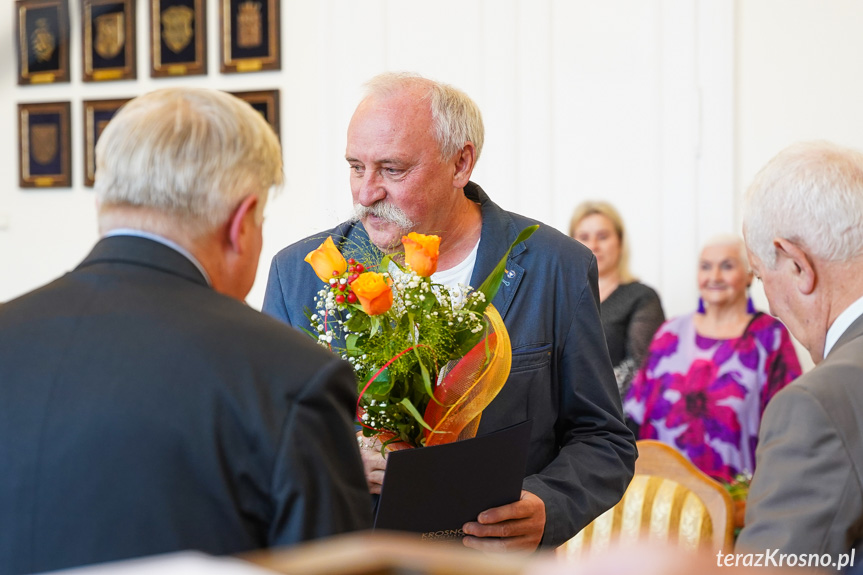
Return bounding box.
[0,236,372,575]
[737,312,863,559]
[262,182,636,547]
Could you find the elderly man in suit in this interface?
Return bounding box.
[263,72,636,552]
[0,88,372,575]
[737,141,863,560]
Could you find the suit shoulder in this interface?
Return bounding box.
[784,349,863,409]
[225,300,341,364]
[504,211,594,267]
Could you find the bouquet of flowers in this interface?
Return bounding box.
[303,225,538,449]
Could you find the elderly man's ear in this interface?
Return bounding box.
[452,142,477,189]
[774,237,816,295]
[228,194,260,254]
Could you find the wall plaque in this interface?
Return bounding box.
[83,98,131,187]
[16,0,70,85]
[19,101,72,188]
[220,0,280,73]
[229,89,280,139]
[151,0,206,77]
[83,0,137,81]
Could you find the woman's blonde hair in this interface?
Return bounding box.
[569,200,634,283]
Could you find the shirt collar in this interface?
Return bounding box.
[824,293,863,357]
[103,228,212,286]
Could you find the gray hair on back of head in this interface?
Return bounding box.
[94,87,283,235]
[744,140,863,268]
[362,72,485,163]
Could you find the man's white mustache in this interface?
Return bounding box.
[352,202,416,231]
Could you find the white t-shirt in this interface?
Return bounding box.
[430,238,480,289]
[429,239,480,308]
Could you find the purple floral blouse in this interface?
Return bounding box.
[623,312,802,482]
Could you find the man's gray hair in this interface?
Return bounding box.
[95,87,283,234]
[743,140,863,268]
[363,72,484,163]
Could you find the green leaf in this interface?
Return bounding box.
[400,311,415,336]
[369,316,381,337]
[301,306,319,339]
[364,368,393,396]
[399,397,434,432]
[345,333,360,351]
[471,224,539,314]
[380,253,401,272]
[345,313,370,332]
[414,349,436,400]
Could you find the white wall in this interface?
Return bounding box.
[1,0,737,318]
[736,0,863,370]
[736,0,863,194]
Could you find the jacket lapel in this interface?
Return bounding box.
[466,182,526,320]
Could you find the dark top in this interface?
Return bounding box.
[0,236,372,575]
[263,181,636,547]
[601,281,665,397]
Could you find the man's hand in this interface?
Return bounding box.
[356,433,387,494]
[461,490,546,552]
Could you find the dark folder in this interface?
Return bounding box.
[373,420,532,540]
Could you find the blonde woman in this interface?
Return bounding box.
[570,201,665,397]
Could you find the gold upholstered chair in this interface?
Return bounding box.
[558,440,734,559]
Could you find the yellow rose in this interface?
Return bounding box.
[402,232,440,277]
[304,236,347,282]
[351,272,393,316]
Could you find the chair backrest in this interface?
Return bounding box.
[558,440,734,559]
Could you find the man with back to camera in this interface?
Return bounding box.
[0,87,372,575]
[736,141,863,559]
[262,72,636,552]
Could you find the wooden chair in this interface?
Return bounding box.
[558,440,734,559]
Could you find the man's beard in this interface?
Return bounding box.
[352,201,416,249]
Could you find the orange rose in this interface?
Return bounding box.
[304,236,347,282]
[402,232,440,277]
[351,272,393,315]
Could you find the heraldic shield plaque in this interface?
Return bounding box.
[151,0,206,77]
[16,0,70,85]
[220,0,280,73]
[229,89,280,139]
[83,99,131,187]
[82,0,137,81]
[19,102,72,188]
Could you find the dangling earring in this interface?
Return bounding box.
[746,287,756,314]
[697,297,706,314]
